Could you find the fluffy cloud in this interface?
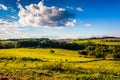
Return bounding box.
[0,4,8,10]
[0,19,28,39]
[0,19,19,27]
[0,19,20,34]
[18,1,76,27]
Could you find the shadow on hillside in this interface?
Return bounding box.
[72,59,103,63]
[73,58,120,63]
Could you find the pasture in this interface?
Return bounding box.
[69,39,120,45]
[0,48,120,79]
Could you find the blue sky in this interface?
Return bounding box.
[0,0,120,39]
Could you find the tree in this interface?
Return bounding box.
[50,49,55,54]
[14,42,20,48]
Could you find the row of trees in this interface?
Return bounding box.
[0,39,91,50]
[78,44,120,59]
[14,40,93,50]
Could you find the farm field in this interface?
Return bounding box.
[0,48,120,79]
[69,39,120,45]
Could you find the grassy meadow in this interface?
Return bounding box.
[0,48,120,79]
[69,39,120,45]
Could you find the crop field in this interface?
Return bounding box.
[0,48,120,79]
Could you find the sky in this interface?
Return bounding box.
[0,0,120,39]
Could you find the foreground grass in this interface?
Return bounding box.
[0,48,120,79]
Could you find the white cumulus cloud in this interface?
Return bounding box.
[0,19,22,35]
[17,1,76,27]
[0,4,8,10]
[0,19,29,39]
[0,19,19,27]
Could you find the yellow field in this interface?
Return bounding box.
[0,48,120,79]
[0,48,93,62]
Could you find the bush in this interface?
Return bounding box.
[112,52,120,59]
[21,57,43,62]
[78,50,87,55]
[50,49,55,54]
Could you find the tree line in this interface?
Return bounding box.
[0,39,120,59]
[78,44,120,59]
[0,39,89,50]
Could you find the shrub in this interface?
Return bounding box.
[112,52,120,59]
[78,50,87,55]
[50,49,55,54]
[21,57,43,62]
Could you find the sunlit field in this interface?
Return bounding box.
[0,0,120,79]
[69,39,120,45]
[0,48,120,79]
[0,48,92,62]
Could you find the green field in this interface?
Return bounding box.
[0,48,120,79]
[69,39,120,45]
[68,40,87,44]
